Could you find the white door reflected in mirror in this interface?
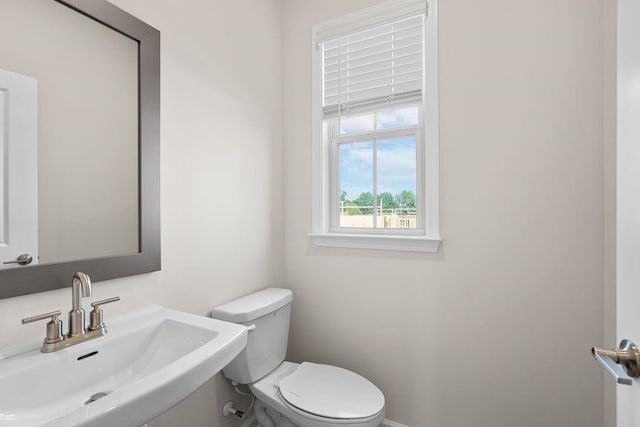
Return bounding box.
[0,68,38,267]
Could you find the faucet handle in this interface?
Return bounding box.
[90,296,121,310]
[22,310,64,349]
[89,297,120,332]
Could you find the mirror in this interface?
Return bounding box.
[0,0,160,298]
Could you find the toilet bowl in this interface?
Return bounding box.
[211,288,385,427]
[250,361,385,427]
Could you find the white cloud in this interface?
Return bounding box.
[340,114,374,134]
[377,107,419,129]
[377,143,416,176]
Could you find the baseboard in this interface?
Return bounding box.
[241,415,408,427]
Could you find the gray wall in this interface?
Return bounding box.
[0,1,284,426]
[0,1,611,426]
[0,0,139,264]
[282,0,605,426]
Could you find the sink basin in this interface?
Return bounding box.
[0,305,248,427]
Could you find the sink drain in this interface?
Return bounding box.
[85,391,110,405]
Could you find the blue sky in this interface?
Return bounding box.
[338,107,418,201]
[339,136,416,201]
[339,106,419,135]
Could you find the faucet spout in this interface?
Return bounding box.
[68,272,92,337]
[71,272,92,310]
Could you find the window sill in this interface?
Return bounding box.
[308,233,441,253]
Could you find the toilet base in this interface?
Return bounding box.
[255,399,297,427]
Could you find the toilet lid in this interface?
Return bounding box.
[278,362,385,420]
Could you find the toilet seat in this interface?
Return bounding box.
[278,362,385,420]
[249,361,385,427]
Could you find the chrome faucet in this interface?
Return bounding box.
[21,272,120,352]
[68,272,92,337]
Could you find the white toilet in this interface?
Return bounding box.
[212,288,385,427]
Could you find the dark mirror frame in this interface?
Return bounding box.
[0,0,160,299]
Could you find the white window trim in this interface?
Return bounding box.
[309,0,441,253]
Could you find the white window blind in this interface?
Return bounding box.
[321,14,425,117]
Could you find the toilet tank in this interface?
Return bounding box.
[211,288,293,384]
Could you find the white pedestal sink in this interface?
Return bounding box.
[0,305,248,427]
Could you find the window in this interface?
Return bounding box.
[310,0,440,252]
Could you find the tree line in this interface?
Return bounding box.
[340,190,416,215]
